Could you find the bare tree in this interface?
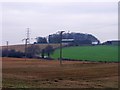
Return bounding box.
[26,44,41,58]
[44,45,54,58]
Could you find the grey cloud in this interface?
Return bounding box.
[2,2,118,45]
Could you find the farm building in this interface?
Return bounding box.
[102,40,120,45]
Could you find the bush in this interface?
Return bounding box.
[44,45,54,58]
[2,49,25,58]
[26,44,41,58]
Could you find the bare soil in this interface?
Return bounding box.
[2,57,119,88]
[1,44,60,52]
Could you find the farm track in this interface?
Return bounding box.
[2,57,119,88]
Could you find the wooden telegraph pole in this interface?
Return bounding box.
[25,38,28,60]
[59,31,65,66]
[6,41,9,57]
[22,38,28,60]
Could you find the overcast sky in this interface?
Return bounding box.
[1,1,118,45]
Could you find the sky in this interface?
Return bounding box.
[1,0,119,45]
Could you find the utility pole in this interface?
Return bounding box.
[59,31,65,66]
[25,39,28,60]
[6,41,9,57]
[22,38,28,60]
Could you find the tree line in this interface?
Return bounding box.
[34,32,100,45]
[1,45,54,59]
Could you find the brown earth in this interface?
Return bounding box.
[2,57,119,88]
[1,44,61,52]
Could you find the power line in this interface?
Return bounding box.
[22,28,30,60]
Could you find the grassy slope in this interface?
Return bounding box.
[52,45,119,62]
[1,44,60,52]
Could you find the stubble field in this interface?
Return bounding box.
[2,57,119,88]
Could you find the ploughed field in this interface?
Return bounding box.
[52,45,119,62]
[2,57,118,88]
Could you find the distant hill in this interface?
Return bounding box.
[1,32,100,52]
